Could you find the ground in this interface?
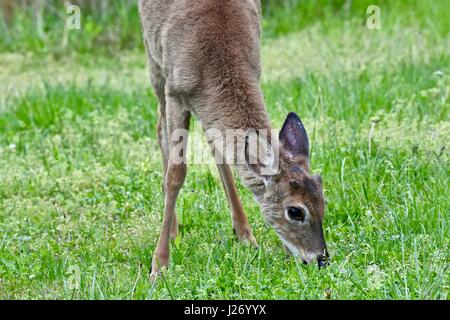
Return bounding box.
[0,1,448,299]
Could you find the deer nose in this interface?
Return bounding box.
[317,253,329,269]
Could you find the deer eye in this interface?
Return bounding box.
[287,206,306,222]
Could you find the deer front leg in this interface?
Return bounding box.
[151,161,186,280]
[216,164,258,247]
[151,97,190,280]
[157,110,179,241]
[150,60,178,241]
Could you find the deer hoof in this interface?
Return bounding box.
[235,227,259,248]
[150,252,168,282]
[149,270,159,283]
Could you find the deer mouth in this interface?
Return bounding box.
[318,255,330,268]
[300,254,329,268]
[297,247,329,268]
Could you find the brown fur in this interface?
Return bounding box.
[139,0,328,279]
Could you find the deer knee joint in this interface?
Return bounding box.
[165,164,187,190]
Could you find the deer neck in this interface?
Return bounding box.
[208,82,273,197]
[204,75,272,133]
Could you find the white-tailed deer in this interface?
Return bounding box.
[138,0,328,279]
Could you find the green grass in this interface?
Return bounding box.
[0,1,449,299]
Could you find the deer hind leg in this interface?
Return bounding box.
[216,164,258,247]
[151,95,190,278]
[149,59,179,240]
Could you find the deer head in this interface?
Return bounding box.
[238,112,329,267]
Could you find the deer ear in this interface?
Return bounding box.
[279,112,309,158]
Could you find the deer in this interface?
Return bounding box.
[138,0,329,279]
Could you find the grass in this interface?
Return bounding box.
[0,1,449,299]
